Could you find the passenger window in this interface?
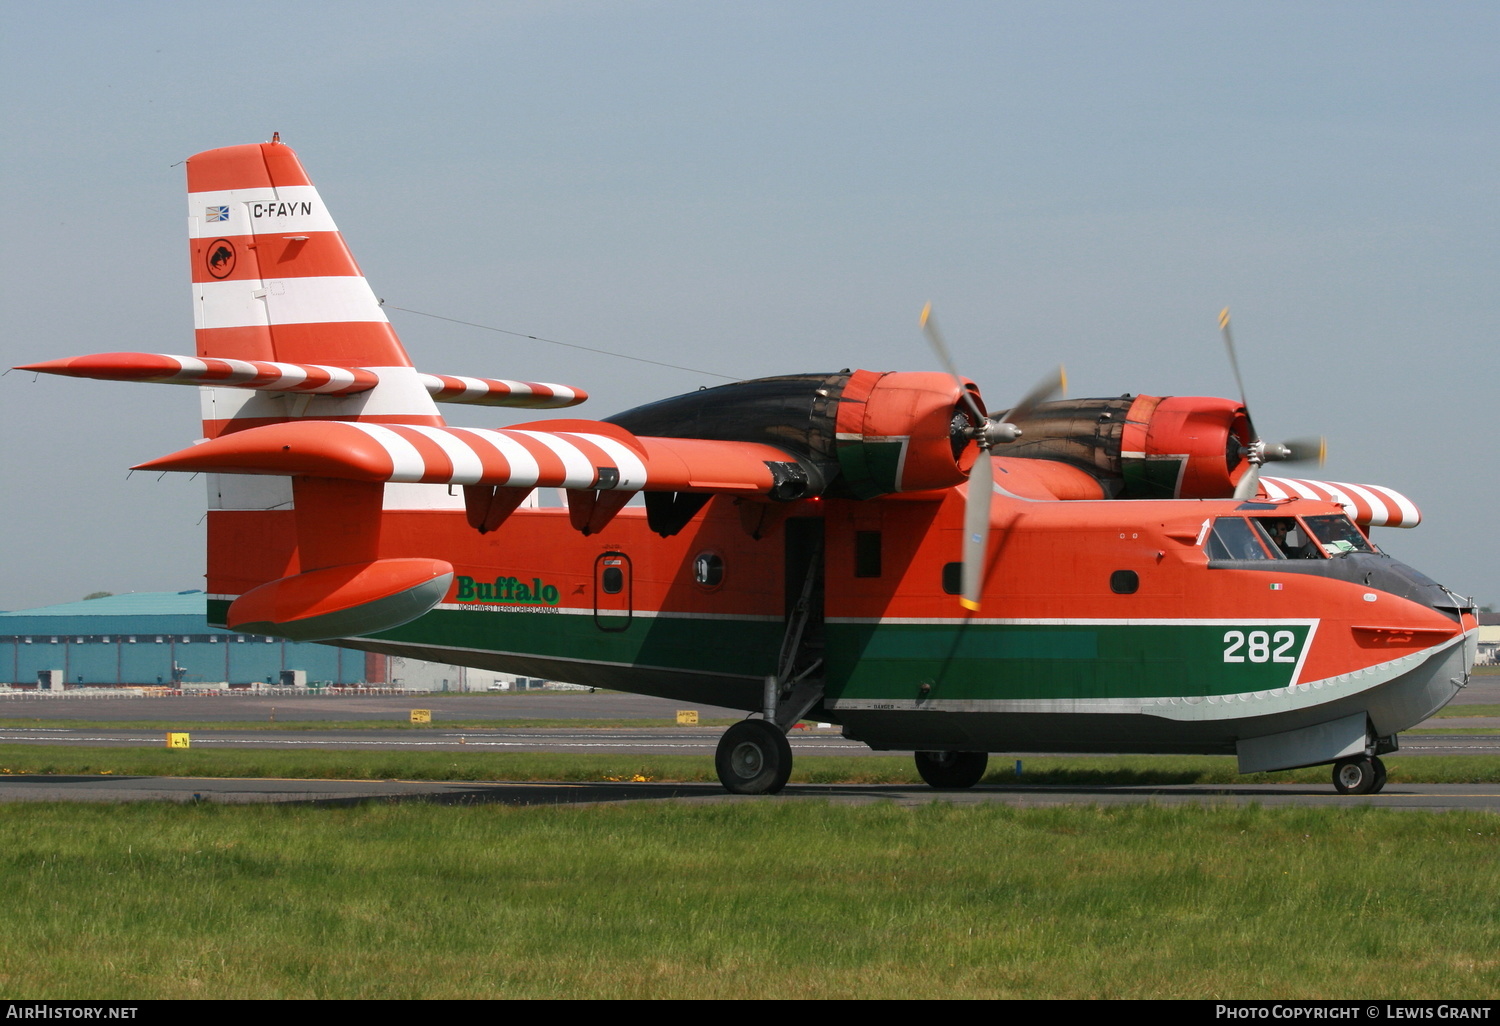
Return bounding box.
[1205,517,1279,560]
[941,562,962,595]
[1110,570,1139,594]
[693,552,724,588]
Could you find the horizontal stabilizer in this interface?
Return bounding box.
[17,353,587,408]
[18,352,378,395]
[417,373,585,408]
[135,420,805,495]
[228,558,454,641]
[1260,476,1421,528]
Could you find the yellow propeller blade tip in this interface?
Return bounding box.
[1218,308,1231,329]
[920,302,932,327]
[1059,365,1068,396]
[959,598,981,612]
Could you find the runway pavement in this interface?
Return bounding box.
[2,774,1500,812]
[0,725,1493,756]
[0,680,1494,810]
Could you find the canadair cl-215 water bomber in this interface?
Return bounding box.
[19,137,1478,795]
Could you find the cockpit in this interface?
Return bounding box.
[1204,511,1379,561]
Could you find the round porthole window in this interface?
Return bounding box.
[694,552,724,588]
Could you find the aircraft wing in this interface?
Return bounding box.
[1260,476,1421,528]
[134,419,803,496]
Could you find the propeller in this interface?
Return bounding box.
[1218,308,1326,499]
[921,303,1066,610]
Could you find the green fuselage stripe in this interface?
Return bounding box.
[212,596,1316,703]
[825,622,1312,701]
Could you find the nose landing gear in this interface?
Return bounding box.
[1332,755,1388,795]
[914,750,989,789]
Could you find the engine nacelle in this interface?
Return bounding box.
[1000,394,1251,499]
[833,370,982,498]
[1120,395,1251,498]
[606,370,981,500]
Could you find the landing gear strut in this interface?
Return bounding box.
[914,750,989,789]
[1332,755,1387,795]
[715,720,793,795]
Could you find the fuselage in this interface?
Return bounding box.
[204,459,1475,762]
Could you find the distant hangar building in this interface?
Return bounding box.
[0,590,549,691]
[0,590,375,687]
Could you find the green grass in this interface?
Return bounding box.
[2,745,1500,785]
[0,801,1497,999]
[1433,704,1500,718]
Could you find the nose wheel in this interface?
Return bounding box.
[1332,755,1387,795]
[914,750,989,789]
[715,719,793,795]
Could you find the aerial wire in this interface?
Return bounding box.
[379,301,742,381]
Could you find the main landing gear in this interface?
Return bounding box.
[715,720,793,795]
[1332,755,1388,795]
[914,751,989,789]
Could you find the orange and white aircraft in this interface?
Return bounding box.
[20,137,1478,795]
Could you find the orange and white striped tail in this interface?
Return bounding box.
[186,137,441,437]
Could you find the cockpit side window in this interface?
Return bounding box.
[1303,514,1378,555]
[1253,517,1324,559]
[1205,517,1283,560]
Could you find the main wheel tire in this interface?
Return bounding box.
[1371,756,1388,794]
[914,750,989,789]
[1332,756,1379,795]
[715,720,793,795]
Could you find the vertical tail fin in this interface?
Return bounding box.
[186,136,441,437]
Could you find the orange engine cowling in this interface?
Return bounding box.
[833,370,983,498]
[1119,394,1252,498]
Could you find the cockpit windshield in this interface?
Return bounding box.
[1205,517,1284,560]
[1252,517,1323,559]
[1303,514,1379,555]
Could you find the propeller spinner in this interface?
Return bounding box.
[921,303,1065,611]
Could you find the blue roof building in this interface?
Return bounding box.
[0,591,377,686]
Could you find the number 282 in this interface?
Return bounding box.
[1223,630,1297,663]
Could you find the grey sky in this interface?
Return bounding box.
[3,1,1496,610]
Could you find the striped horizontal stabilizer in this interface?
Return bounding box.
[19,353,587,408]
[18,352,378,395]
[416,373,586,408]
[1260,476,1421,528]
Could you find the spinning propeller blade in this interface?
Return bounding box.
[1219,308,1327,500]
[960,446,992,611]
[921,303,1065,610]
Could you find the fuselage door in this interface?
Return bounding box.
[593,551,633,632]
